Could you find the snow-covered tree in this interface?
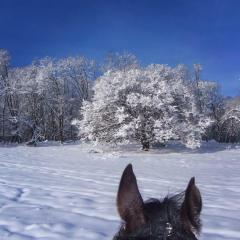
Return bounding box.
[0,49,227,146]
[32,56,95,143]
[0,51,96,144]
[0,49,10,79]
[187,64,224,141]
[103,52,139,72]
[80,65,210,150]
[217,97,240,143]
[195,80,224,140]
[0,49,21,141]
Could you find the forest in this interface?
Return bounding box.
[0,49,240,148]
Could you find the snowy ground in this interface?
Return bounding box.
[0,141,239,240]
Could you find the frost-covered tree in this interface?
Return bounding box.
[0,49,10,139]
[193,64,203,113]
[186,64,224,141]
[103,52,139,72]
[0,49,21,141]
[195,80,224,140]
[218,97,240,143]
[31,56,95,143]
[0,49,226,146]
[80,65,210,150]
[0,49,10,79]
[0,51,95,144]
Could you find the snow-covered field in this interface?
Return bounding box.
[0,141,239,240]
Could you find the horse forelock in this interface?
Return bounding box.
[114,193,196,240]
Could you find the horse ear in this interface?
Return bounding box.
[117,164,146,232]
[181,177,202,234]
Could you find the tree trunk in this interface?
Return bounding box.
[141,135,149,151]
[2,104,6,138]
[141,141,149,151]
[59,115,64,143]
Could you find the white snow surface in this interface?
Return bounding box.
[0,141,239,240]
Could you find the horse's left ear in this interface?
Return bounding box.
[181,177,202,234]
[117,164,146,232]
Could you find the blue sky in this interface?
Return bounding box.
[0,0,240,96]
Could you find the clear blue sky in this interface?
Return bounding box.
[1,0,240,96]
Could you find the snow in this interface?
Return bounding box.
[0,141,239,240]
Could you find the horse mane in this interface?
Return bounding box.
[114,164,202,240]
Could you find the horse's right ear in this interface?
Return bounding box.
[181,177,202,234]
[117,164,146,232]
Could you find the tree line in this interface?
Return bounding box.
[0,49,239,147]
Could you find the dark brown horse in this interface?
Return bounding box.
[113,164,202,240]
